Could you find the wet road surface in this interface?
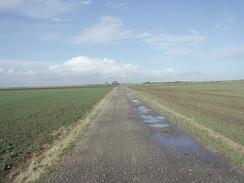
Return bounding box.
[50,87,243,182]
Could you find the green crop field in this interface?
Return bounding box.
[0,86,113,178]
[130,81,244,167]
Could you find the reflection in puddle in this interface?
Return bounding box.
[200,152,220,161]
[154,133,199,152]
[137,106,152,114]
[132,99,141,103]
[149,123,169,128]
[154,132,219,161]
[141,115,166,124]
[157,116,165,120]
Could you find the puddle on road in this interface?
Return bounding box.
[137,106,152,114]
[132,99,141,103]
[130,96,168,126]
[154,133,199,152]
[200,152,220,161]
[149,123,169,128]
[156,116,166,120]
[129,93,220,162]
[153,132,220,161]
[140,115,167,124]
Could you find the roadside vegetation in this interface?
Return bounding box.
[129,81,244,168]
[0,86,113,180]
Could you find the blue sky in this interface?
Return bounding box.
[0,0,243,87]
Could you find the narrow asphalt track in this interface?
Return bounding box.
[50,87,244,183]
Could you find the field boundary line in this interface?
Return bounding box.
[129,88,244,155]
[11,88,115,183]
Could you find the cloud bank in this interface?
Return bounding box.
[0,56,170,87]
[49,56,138,78]
[0,55,236,87]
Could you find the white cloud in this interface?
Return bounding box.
[138,30,208,55]
[25,70,38,75]
[72,16,131,44]
[0,0,90,18]
[52,18,72,23]
[6,68,15,74]
[1,55,241,87]
[0,0,22,9]
[0,56,178,87]
[71,16,206,56]
[214,46,244,61]
[48,56,177,81]
[49,56,138,78]
[106,2,128,10]
[80,0,92,5]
